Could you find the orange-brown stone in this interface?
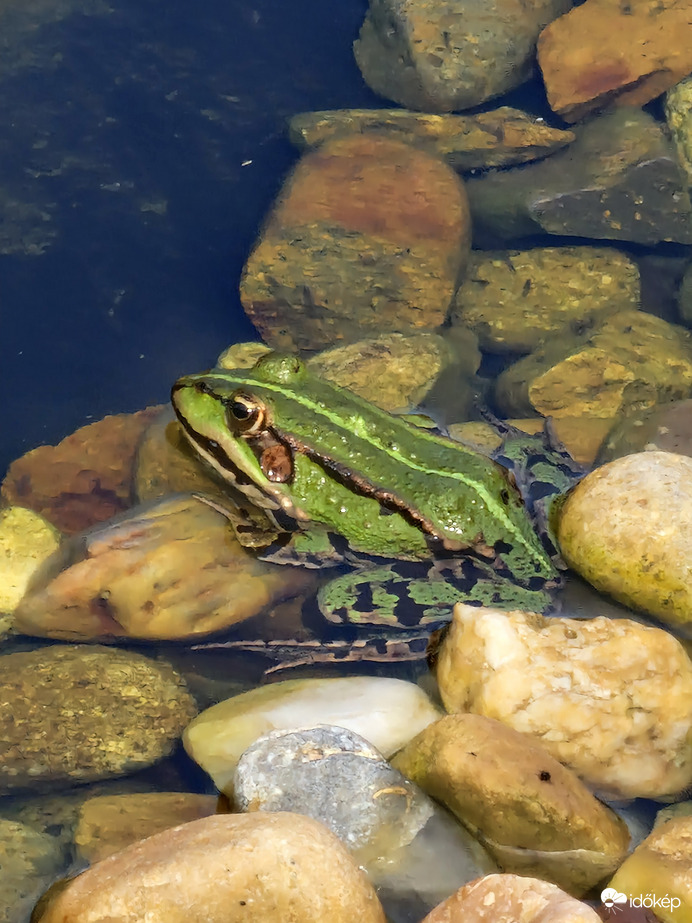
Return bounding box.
[240,133,471,352]
[537,0,692,123]
[1,407,162,534]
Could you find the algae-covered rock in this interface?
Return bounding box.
[435,603,692,799]
[495,310,692,422]
[392,713,629,895]
[239,133,471,353]
[609,816,692,923]
[288,107,575,172]
[558,451,692,629]
[666,76,692,187]
[453,247,639,355]
[0,506,60,618]
[307,331,479,413]
[0,645,197,793]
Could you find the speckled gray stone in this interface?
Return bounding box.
[234,724,494,911]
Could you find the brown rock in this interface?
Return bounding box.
[392,713,629,894]
[288,107,575,172]
[0,645,197,794]
[495,310,692,422]
[39,812,387,923]
[13,494,316,642]
[421,874,602,923]
[75,792,218,864]
[538,0,692,123]
[354,0,571,112]
[240,134,470,353]
[1,407,162,534]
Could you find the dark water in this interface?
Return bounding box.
[1,0,375,476]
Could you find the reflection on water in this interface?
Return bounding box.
[2,0,692,919]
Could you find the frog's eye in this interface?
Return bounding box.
[226,391,266,435]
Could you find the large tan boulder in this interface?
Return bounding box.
[40,812,386,923]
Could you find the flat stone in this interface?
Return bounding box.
[39,812,387,923]
[435,602,692,799]
[466,109,692,246]
[239,133,470,352]
[354,0,570,112]
[558,451,692,631]
[183,676,441,796]
[452,247,639,354]
[0,645,197,793]
[288,108,575,171]
[495,310,692,422]
[393,713,629,894]
[538,0,692,123]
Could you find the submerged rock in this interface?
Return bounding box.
[353,0,571,112]
[558,451,692,630]
[39,812,387,923]
[435,603,692,799]
[1,407,161,535]
[453,247,639,355]
[495,311,692,423]
[13,494,315,642]
[74,792,218,864]
[538,0,692,123]
[0,818,66,923]
[183,676,441,796]
[0,506,60,622]
[466,109,692,246]
[392,713,629,894]
[666,76,692,187]
[0,645,197,794]
[239,133,471,353]
[288,107,575,171]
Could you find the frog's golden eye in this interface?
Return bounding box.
[226,391,266,435]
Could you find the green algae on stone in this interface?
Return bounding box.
[557,451,692,630]
[0,645,197,794]
[288,107,575,171]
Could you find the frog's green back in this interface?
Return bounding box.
[182,354,555,584]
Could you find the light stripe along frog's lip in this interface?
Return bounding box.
[191,371,548,569]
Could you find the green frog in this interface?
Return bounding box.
[171,352,580,666]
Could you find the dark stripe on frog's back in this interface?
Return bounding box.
[202,368,550,572]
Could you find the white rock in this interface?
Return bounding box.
[183,676,442,795]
